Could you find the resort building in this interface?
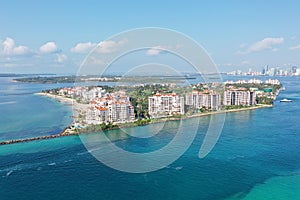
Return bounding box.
[108,102,135,122]
[82,87,106,101]
[223,90,256,106]
[86,91,135,124]
[186,90,221,110]
[148,92,184,117]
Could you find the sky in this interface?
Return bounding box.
[1,0,300,74]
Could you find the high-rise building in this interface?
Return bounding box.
[223,91,256,106]
[186,91,221,110]
[108,102,135,122]
[296,68,300,76]
[87,91,135,124]
[292,66,297,74]
[262,68,266,75]
[269,68,276,76]
[149,92,184,117]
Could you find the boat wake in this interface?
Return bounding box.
[0,101,17,105]
[175,166,183,170]
[6,170,13,177]
[48,162,56,166]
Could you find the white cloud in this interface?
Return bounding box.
[239,37,284,54]
[146,45,182,56]
[146,46,165,56]
[71,42,97,54]
[39,42,58,54]
[0,37,31,56]
[290,44,300,50]
[96,39,127,54]
[56,53,67,63]
[88,55,106,66]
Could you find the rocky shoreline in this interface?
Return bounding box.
[0,128,79,146]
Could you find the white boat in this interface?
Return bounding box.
[280,98,292,102]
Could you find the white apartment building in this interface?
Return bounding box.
[82,87,106,101]
[108,102,135,122]
[58,86,106,101]
[148,92,184,117]
[87,91,135,124]
[223,90,256,106]
[86,106,109,124]
[186,91,221,110]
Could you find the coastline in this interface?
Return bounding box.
[0,93,273,146]
[36,92,89,124]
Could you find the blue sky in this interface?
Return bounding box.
[1,0,300,74]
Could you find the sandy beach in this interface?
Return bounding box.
[36,92,89,119]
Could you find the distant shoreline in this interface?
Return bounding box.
[0,92,273,146]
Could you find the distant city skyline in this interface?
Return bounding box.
[227,65,300,76]
[1,1,300,74]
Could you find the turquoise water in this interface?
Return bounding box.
[0,76,299,199]
[0,77,74,141]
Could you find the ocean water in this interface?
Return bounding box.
[0,77,114,141]
[0,76,299,199]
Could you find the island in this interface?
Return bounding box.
[13,75,194,84]
[0,78,283,145]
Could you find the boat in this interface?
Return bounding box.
[280,98,292,102]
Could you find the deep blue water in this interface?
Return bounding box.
[0,76,299,199]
